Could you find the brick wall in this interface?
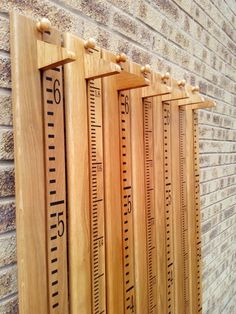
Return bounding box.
[0,0,235,313]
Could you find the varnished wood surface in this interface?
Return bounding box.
[42,26,69,314]
[10,12,48,314]
[102,49,124,314]
[64,33,92,314]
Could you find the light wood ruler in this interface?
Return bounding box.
[168,90,215,314]
[151,77,188,314]
[102,50,150,313]
[63,34,121,314]
[10,12,75,313]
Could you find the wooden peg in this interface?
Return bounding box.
[192,85,200,93]
[84,38,96,49]
[36,17,51,32]
[161,72,170,81]
[178,79,186,88]
[116,53,127,63]
[141,64,151,74]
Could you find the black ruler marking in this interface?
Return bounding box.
[119,92,135,313]
[143,98,157,313]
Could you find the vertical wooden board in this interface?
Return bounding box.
[102,49,124,314]
[193,110,202,314]
[130,86,148,314]
[143,97,158,313]
[185,109,195,313]
[88,78,106,314]
[63,33,91,314]
[163,102,175,314]
[119,88,136,313]
[152,96,167,314]
[42,29,69,314]
[186,109,202,313]
[179,108,190,314]
[10,12,48,313]
[170,103,184,314]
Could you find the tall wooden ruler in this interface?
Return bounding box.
[170,89,215,314]
[64,34,121,314]
[102,50,149,313]
[129,64,173,313]
[154,77,188,314]
[10,13,76,313]
[180,101,215,314]
[141,71,171,314]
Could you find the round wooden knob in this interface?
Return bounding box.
[116,53,127,63]
[36,18,51,32]
[178,79,186,87]
[161,72,170,81]
[192,85,200,93]
[141,64,151,73]
[68,51,76,59]
[84,38,96,49]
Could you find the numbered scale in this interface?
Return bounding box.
[11,12,215,314]
[143,98,157,313]
[119,91,136,312]
[43,62,68,312]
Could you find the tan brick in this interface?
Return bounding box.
[0,294,18,313]
[0,56,11,89]
[0,94,12,126]
[0,166,15,197]
[112,11,137,37]
[0,16,10,52]
[110,0,134,14]
[0,200,15,233]
[0,234,16,267]
[0,129,14,160]
[0,264,17,299]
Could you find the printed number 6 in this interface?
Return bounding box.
[53,79,61,104]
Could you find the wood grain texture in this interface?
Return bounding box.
[102,49,124,314]
[10,12,48,313]
[129,63,148,314]
[170,102,184,314]
[63,33,92,314]
[153,96,168,314]
[42,28,69,313]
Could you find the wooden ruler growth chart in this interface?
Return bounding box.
[11,13,215,314]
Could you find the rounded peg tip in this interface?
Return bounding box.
[84,38,96,49]
[161,72,170,81]
[192,85,200,93]
[141,64,151,73]
[36,17,51,32]
[68,51,76,59]
[178,79,186,87]
[116,53,127,63]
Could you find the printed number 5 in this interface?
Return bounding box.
[127,194,132,213]
[57,212,64,237]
